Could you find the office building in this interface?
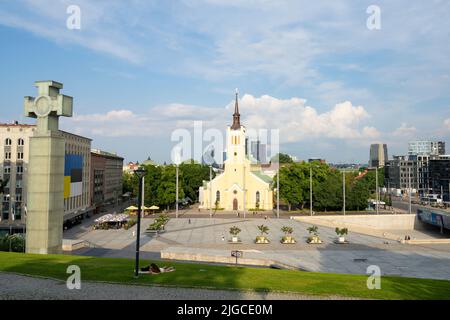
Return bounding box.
[369,143,388,168]
[408,140,445,156]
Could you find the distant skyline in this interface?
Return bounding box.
[1,1,449,164]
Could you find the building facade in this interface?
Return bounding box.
[428,156,450,200]
[0,123,35,230]
[408,140,445,156]
[369,143,388,168]
[199,93,273,211]
[0,123,92,231]
[385,155,418,192]
[91,149,124,208]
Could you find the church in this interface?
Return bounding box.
[199,93,274,211]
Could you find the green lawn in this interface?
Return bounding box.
[1,252,449,300]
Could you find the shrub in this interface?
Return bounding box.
[0,234,25,252]
[335,227,348,237]
[257,225,269,236]
[229,226,241,236]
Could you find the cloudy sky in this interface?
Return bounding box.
[1,0,449,164]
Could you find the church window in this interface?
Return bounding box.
[233,190,237,195]
[5,138,12,146]
[256,191,260,203]
[216,191,220,203]
[18,138,24,146]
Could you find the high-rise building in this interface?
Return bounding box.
[428,155,450,200]
[369,143,388,168]
[0,122,92,232]
[408,140,445,156]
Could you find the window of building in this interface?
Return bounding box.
[16,165,23,174]
[17,152,24,160]
[4,166,10,174]
[5,138,11,146]
[5,152,11,160]
[216,191,220,203]
[16,180,22,189]
[18,138,24,146]
[256,191,260,203]
[15,194,22,202]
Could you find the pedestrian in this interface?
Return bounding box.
[189,218,191,224]
[132,231,135,237]
[222,235,225,242]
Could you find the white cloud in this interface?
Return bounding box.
[66,94,379,145]
[392,123,417,137]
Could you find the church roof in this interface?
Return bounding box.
[230,90,241,130]
[251,171,273,184]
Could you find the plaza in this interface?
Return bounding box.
[65,211,450,281]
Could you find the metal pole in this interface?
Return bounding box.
[134,176,143,278]
[209,166,212,218]
[141,177,145,218]
[343,170,346,216]
[408,167,412,215]
[176,165,179,219]
[310,166,313,216]
[276,166,279,219]
[376,167,379,215]
[243,165,246,219]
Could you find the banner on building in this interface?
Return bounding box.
[64,154,83,198]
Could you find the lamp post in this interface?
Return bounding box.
[276,166,280,219]
[342,170,346,216]
[310,166,313,216]
[176,164,179,219]
[209,165,212,218]
[375,166,379,215]
[133,167,146,278]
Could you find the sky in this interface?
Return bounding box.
[0,0,449,164]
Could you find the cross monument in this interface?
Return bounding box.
[24,81,73,254]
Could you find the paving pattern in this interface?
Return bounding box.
[66,216,450,281]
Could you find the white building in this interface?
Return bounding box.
[0,122,92,232]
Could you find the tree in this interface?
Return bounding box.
[277,164,304,211]
[257,225,269,236]
[314,170,343,211]
[271,153,293,164]
[156,165,185,210]
[179,162,212,202]
[122,172,134,195]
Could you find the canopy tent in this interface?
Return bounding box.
[126,205,138,211]
[149,205,159,210]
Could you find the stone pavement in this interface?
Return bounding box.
[67,217,450,281]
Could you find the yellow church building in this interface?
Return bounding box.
[199,93,274,211]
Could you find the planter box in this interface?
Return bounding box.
[307,236,323,244]
[255,236,270,244]
[281,237,296,244]
[228,237,242,244]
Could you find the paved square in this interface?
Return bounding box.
[67,217,450,281]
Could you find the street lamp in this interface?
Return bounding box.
[133,166,146,278]
[209,165,212,218]
[342,170,346,216]
[309,164,320,216]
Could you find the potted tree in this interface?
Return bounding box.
[306,225,322,244]
[281,226,296,244]
[229,226,241,243]
[255,225,270,244]
[335,227,349,243]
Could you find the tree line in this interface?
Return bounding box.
[123,161,213,210]
[275,158,386,212]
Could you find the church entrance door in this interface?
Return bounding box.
[233,199,238,211]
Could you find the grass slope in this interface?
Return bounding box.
[0,252,449,300]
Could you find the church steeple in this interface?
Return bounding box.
[231,89,241,130]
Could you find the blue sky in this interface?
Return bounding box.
[1,0,450,164]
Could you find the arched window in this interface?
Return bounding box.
[216,191,220,203]
[5,138,11,146]
[18,138,24,146]
[256,191,260,203]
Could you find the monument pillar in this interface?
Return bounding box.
[24,81,73,254]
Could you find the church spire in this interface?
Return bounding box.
[231,88,241,130]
